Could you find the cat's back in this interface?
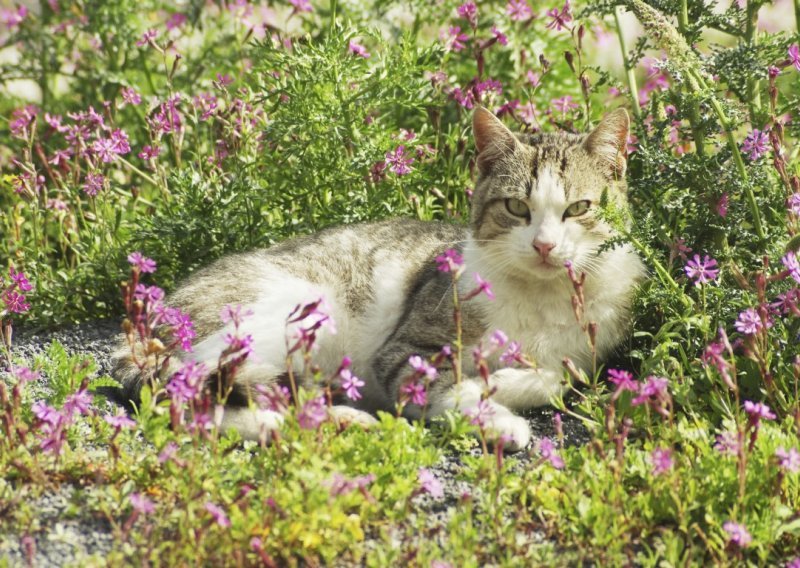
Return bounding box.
[170,218,466,338]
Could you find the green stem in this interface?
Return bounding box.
[627,234,686,302]
[745,1,762,120]
[613,6,640,118]
[795,0,800,31]
[677,0,706,157]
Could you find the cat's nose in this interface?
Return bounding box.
[533,240,556,259]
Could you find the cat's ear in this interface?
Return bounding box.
[583,108,629,178]
[473,106,519,172]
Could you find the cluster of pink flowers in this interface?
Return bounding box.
[32,387,93,455]
[1,267,32,316]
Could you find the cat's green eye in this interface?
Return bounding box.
[505,198,530,218]
[563,200,591,219]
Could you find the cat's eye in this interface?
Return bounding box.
[563,200,591,219]
[505,198,530,218]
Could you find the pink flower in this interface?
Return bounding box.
[715,193,729,217]
[714,431,740,456]
[472,273,494,300]
[631,376,670,409]
[788,44,800,71]
[451,87,475,109]
[734,308,763,335]
[385,145,414,175]
[743,400,776,422]
[506,0,532,21]
[741,128,769,160]
[166,12,187,30]
[418,468,444,498]
[440,26,469,53]
[684,254,719,286]
[723,521,751,548]
[136,28,159,48]
[340,369,365,401]
[127,251,157,273]
[204,502,231,528]
[551,95,579,114]
[782,251,800,284]
[82,172,105,197]
[11,365,39,383]
[435,249,464,273]
[456,2,478,28]
[650,447,673,476]
[788,193,800,216]
[776,447,800,473]
[121,87,141,105]
[220,304,254,326]
[138,145,161,160]
[348,39,370,58]
[408,355,437,381]
[130,492,155,515]
[3,290,30,314]
[466,399,495,427]
[537,437,565,469]
[104,409,136,429]
[401,380,427,406]
[0,5,27,28]
[288,0,313,13]
[91,137,117,163]
[297,396,327,429]
[499,341,523,365]
[9,267,32,291]
[545,0,572,31]
[608,369,637,393]
[491,26,508,46]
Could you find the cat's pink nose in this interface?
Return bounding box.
[533,240,556,259]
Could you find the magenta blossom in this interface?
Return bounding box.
[83,172,105,196]
[288,0,313,13]
[457,2,478,28]
[741,128,769,160]
[782,251,800,284]
[121,87,141,106]
[723,521,751,548]
[788,44,800,71]
[348,39,370,58]
[714,431,740,456]
[401,380,427,406]
[650,447,673,476]
[491,26,508,46]
[166,360,207,403]
[385,145,414,175]
[104,409,136,429]
[2,290,30,314]
[545,0,572,31]
[408,355,438,381]
[466,399,495,427]
[138,145,161,160]
[339,369,365,401]
[471,273,494,300]
[127,251,157,273]
[537,437,565,469]
[440,26,469,53]
[608,368,637,394]
[204,502,231,528]
[297,396,327,430]
[743,400,776,422]
[136,28,158,47]
[631,376,669,406]
[506,0,532,21]
[734,308,763,336]
[684,254,719,286]
[788,193,800,216]
[130,492,155,515]
[776,447,800,473]
[551,95,579,114]
[435,248,464,273]
[418,468,444,498]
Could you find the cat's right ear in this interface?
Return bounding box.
[473,106,519,173]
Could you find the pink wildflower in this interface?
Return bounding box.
[136,28,158,47]
[741,128,769,160]
[545,0,572,31]
[440,26,469,53]
[297,396,327,429]
[204,502,231,528]
[506,0,532,21]
[551,95,579,114]
[466,399,495,427]
[385,145,414,175]
[435,249,464,273]
[782,251,800,284]
[348,39,370,58]
[537,437,565,469]
[121,87,141,105]
[723,521,751,548]
[418,468,444,498]
[788,44,800,71]
[130,492,155,515]
[456,2,478,28]
[104,409,136,429]
[684,254,719,286]
[127,251,157,273]
[734,308,763,335]
[340,369,365,401]
[776,447,800,473]
[650,447,673,475]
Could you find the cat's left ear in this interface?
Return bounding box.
[473,106,520,173]
[583,108,629,178]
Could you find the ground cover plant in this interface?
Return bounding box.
[1,0,800,565]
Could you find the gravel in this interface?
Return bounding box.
[1,320,589,566]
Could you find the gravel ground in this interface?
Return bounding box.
[1,321,588,567]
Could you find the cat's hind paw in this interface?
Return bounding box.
[328,405,379,429]
[486,413,531,452]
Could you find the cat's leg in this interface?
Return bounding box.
[487,368,567,411]
[328,405,379,428]
[429,380,532,451]
[220,407,284,442]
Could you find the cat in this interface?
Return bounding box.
[113,106,645,451]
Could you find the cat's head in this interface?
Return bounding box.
[470,106,630,281]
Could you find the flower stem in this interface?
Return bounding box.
[613,6,640,118]
[744,1,762,120]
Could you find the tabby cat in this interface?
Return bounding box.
[113,107,645,451]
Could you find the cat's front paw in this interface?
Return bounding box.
[485,413,531,452]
